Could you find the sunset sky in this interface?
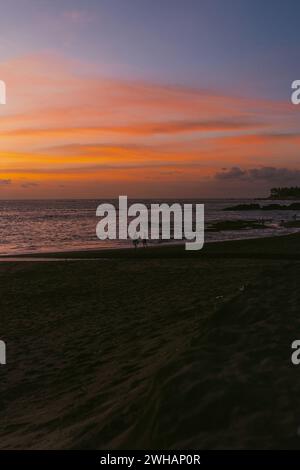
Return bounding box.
[1,0,300,198]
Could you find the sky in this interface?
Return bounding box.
[0,0,300,198]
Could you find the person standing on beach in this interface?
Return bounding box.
[142,232,147,248]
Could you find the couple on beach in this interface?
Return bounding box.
[132,234,148,249]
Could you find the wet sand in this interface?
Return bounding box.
[1,234,300,449]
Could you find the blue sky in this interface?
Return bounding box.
[1,0,299,98]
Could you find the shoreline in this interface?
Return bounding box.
[1,231,300,260]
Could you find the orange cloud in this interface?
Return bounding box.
[1,54,299,197]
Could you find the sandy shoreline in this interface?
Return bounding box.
[1,233,300,449]
[1,232,300,260]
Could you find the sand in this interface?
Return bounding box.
[1,234,300,449]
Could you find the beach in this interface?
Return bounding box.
[1,198,299,256]
[1,233,300,449]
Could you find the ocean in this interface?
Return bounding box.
[0,198,299,255]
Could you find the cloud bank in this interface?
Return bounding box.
[215,166,300,183]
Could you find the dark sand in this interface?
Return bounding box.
[1,234,300,449]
